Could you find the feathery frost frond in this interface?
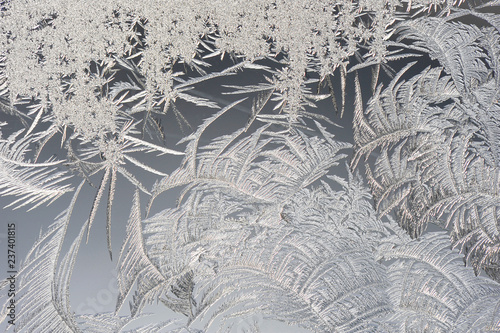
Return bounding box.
[0,128,73,211]
[380,232,500,332]
[115,189,167,316]
[353,13,500,281]
[1,182,84,333]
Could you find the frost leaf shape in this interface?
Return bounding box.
[395,18,487,95]
[1,182,84,333]
[115,189,167,316]
[138,126,391,332]
[0,129,73,211]
[0,182,199,332]
[381,232,500,332]
[149,118,350,215]
[130,118,349,326]
[353,16,500,282]
[190,225,392,332]
[394,17,500,167]
[351,63,456,169]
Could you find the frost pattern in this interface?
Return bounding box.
[1,0,500,332]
